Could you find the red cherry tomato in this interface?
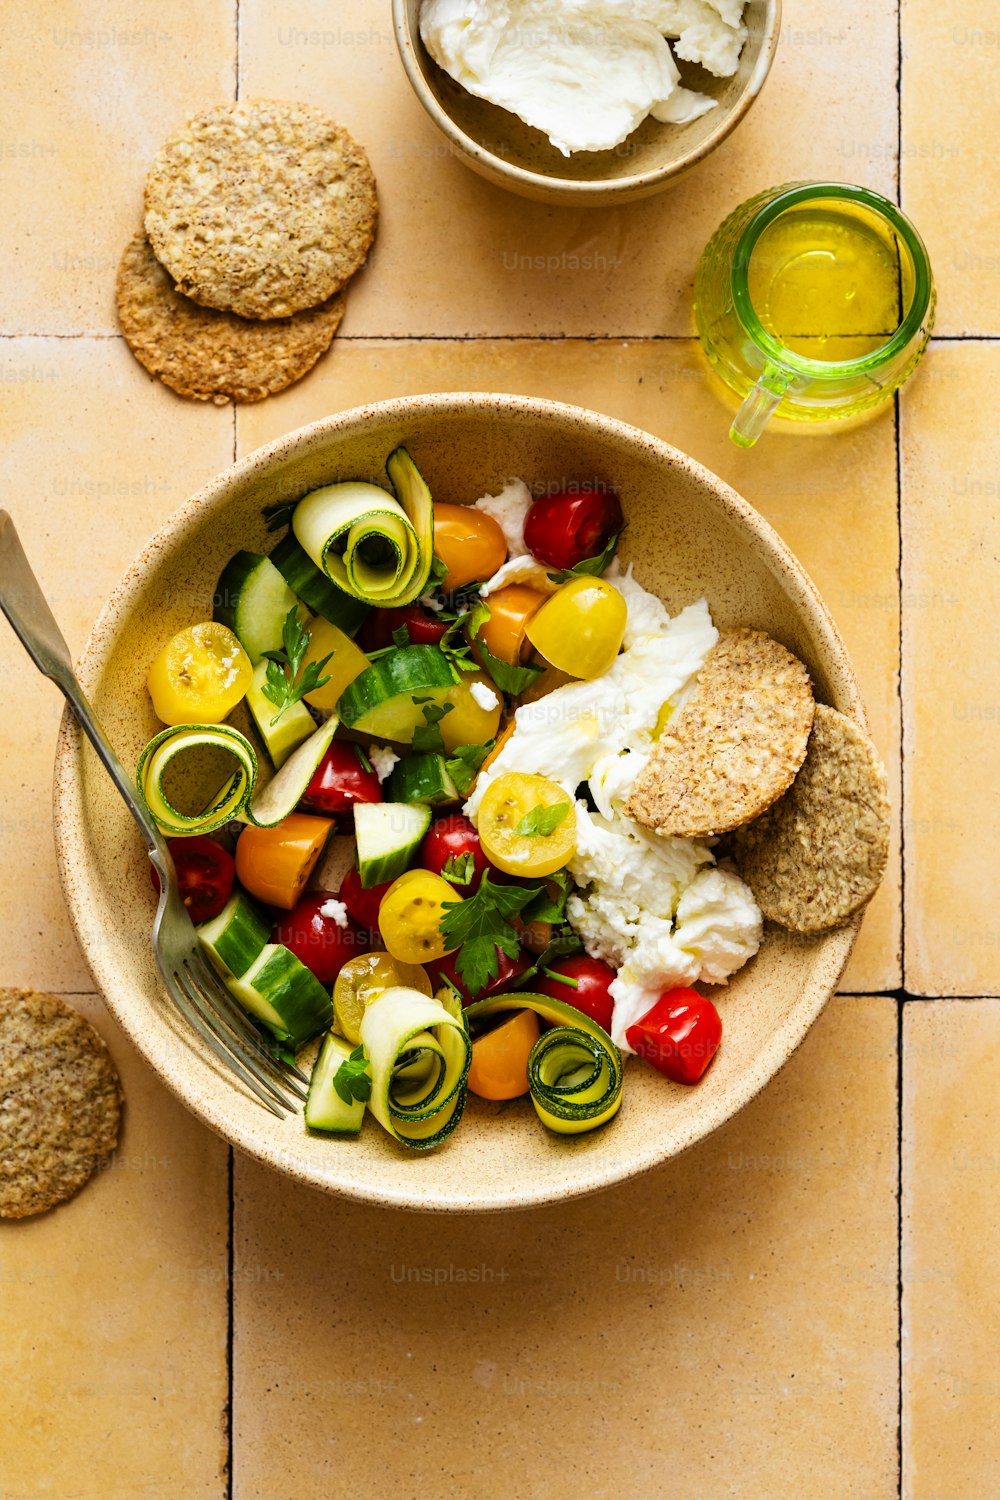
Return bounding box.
[523,486,624,571]
[149,835,234,924]
[338,864,393,935]
[625,987,722,1085]
[272,891,366,986]
[534,954,617,1034]
[299,741,383,818]
[430,944,531,1005]
[357,604,449,652]
[421,814,493,893]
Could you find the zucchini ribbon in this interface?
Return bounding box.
[360,986,471,1149]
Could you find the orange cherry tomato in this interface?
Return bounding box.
[467,1009,541,1101]
[472,584,548,666]
[433,504,508,591]
[234,812,334,910]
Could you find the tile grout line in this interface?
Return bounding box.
[895,1,906,1492]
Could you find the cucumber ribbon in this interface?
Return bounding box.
[292,448,434,608]
[360,986,471,1150]
[464,992,623,1136]
[136,716,338,835]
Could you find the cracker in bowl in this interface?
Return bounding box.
[1,990,122,1219]
[144,99,377,320]
[730,704,890,933]
[624,628,814,838]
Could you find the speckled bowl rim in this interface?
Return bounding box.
[53,392,860,1213]
[392,0,782,202]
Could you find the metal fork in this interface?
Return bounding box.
[0,511,307,1116]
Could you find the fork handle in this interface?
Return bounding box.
[0,510,170,867]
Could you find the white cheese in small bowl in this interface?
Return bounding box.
[419,0,748,157]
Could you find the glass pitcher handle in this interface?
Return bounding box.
[729,364,792,449]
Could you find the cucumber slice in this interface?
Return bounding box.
[197,892,270,979]
[335,645,460,742]
[269,531,370,638]
[305,1032,368,1134]
[213,551,305,665]
[359,985,471,1150]
[246,716,338,826]
[354,801,432,888]
[385,753,460,808]
[227,943,333,1048]
[246,659,316,769]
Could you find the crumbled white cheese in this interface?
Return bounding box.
[367,745,400,783]
[480,554,558,599]
[419,0,746,156]
[418,592,445,614]
[318,898,350,929]
[473,479,533,557]
[470,681,500,712]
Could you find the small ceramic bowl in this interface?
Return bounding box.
[392,0,781,206]
[54,393,861,1213]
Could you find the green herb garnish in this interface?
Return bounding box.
[546,527,623,584]
[333,1046,372,1106]
[439,871,542,995]
[541,967,580,988]
[411,700,454,754]
[475,637,544,696]
[444,739,495,796]
[262,500,296,532]
[441,852,476,886]
[260,608,331,725]
[514,803,570,838]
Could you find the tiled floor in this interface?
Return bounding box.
[1,2,998,1497]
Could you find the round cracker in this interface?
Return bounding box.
[1,989,122,1219]
[144,99,377,319]
[116,232,346,404]
[624,629,815,838]
[731,704,890,933]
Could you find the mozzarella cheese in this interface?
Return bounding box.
[419,0,747,156]
[473,478,533,557]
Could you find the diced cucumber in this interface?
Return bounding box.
[305,1032,367,1134]
[245,660,316,769]
[354,801,432,888]
[385,753,459,807]
[335,645,459,742]
[227,944,333,1048]
[197,892,271,980]
[269,531,370,639]
[213,551,306,665]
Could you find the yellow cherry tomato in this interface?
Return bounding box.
[439,670,503,752]
[467,1009,541,1101]
[524,576,627,680]
[433,504,508,591]
[234,812,333,910]
[147,622,252,726]
[378,869,462,965]
[334,950,432,1043]
[300,617,371,714]
[477,772,576,877]
[472,584,548,667]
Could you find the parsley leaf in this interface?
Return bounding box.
[262,500,296,532]
[514,803,570,838]
[332,1046,372,1106]
[260,607,332,725]
[438,593,492,674]
[511,929,584,990]
[522,869,573,923]
[439,871,542,995]
[546,526,623,583]
[441,852,475,886]
[444,739,495,797]
[475,637,544,696]
[392,624,411,648]
[411,700,454,754]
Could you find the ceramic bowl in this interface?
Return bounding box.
[392,0,781,206]
[54,392,861,1213]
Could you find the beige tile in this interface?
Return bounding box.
[233,997,897,1498]
[239,335,901,988]
[0,338,231,989]
[902,2,1000,334]
[0,993,228,1499]
[240,0,898,337]
[0,0,236,334]
[903,999,1000,1499]
[901,342,1000,993]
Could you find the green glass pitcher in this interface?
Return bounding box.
[694,182,935,447]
